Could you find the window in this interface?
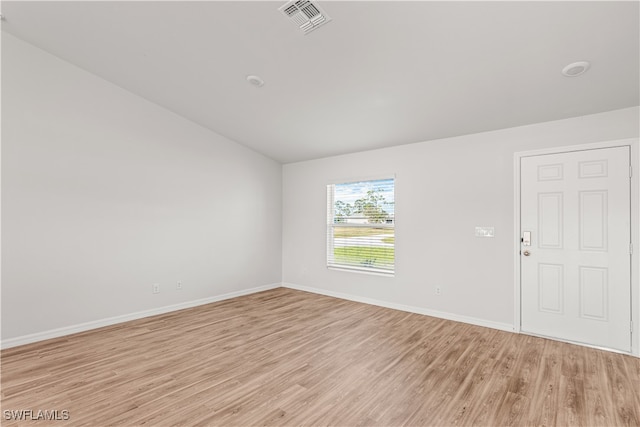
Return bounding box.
[327,177,395,275]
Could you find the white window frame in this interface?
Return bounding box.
[326,175,395,276]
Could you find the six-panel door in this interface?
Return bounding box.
[520,147,631,352]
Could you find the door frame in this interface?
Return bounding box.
[514,138,639,357]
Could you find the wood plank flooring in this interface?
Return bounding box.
[1,288,639,426]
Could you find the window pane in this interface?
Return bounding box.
[332,226,394,271]
[333,178,394,225]
[327,178,395,274]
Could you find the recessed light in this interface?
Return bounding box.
[246,75,265,87]
[562,61,590,77]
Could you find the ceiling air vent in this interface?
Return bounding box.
[279,0,331,35]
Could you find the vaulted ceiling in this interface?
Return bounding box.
[2,1,638,163]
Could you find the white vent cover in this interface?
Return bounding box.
[279,0,331,34]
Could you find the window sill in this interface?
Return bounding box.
[327,266,395,277]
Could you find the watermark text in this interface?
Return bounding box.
[3,409,70,421]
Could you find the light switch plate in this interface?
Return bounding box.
[475,226,495,238]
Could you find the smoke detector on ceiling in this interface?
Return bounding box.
[279,0,331,35]
[246,75,265,87]
[562,61,590,77]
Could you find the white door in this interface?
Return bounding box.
[520,147,631,352]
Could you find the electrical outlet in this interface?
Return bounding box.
[435,287,442,296]
[176,281,182,290]
[152,283,160,294]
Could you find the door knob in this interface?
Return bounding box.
[523,250,531,256]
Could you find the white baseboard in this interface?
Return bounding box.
[2,282,516,349]
[282,282,515,333]
[1,283,281,349]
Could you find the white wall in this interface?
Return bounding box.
[1,33,282,342]
[283,107,640,329]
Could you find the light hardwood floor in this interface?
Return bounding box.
[2,288,639,426]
